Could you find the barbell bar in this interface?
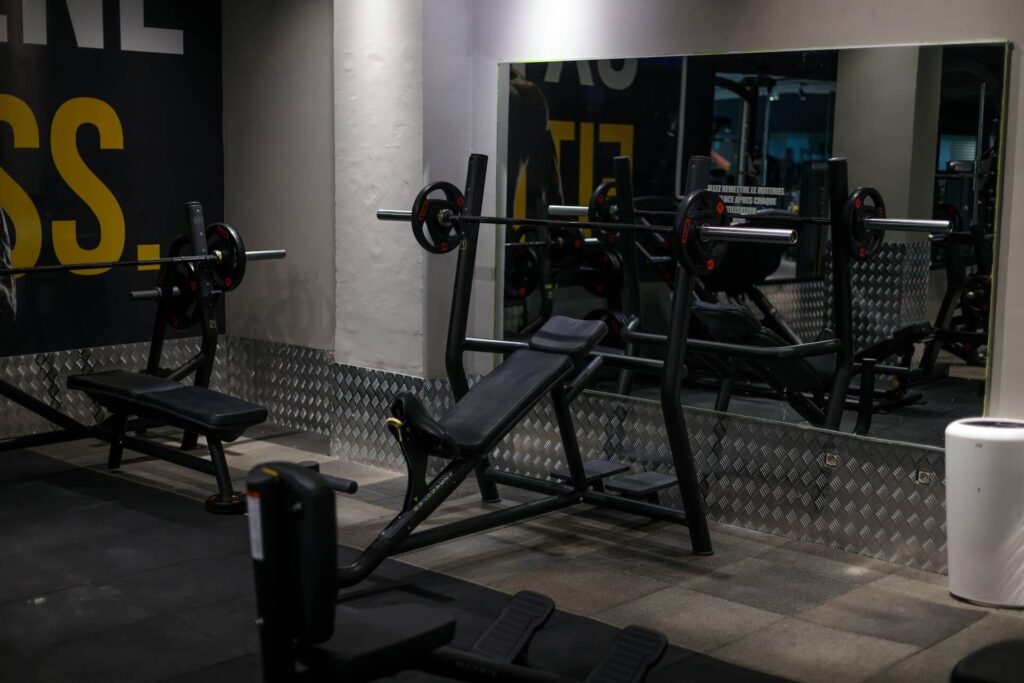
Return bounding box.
[0,248,286,277]
[548,204,951,235]
[737,215,950,233]
[377,207,796,245]
[375,208,673,234]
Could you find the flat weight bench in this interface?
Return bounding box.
[68,369,267,513]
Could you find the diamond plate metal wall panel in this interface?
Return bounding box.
[329,364,452,468]
[1,332,948,573]
[326,359,947,573]
[759,241,931,352]
[221,337,336,434]
[0,337,225,437]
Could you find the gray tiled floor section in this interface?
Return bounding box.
[23,428,1024,683]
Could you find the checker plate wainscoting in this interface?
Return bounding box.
[760,241,931,351]
[0,335,947,573]
[327,359,947,573]
[222,337,336,434]
[0,338,228,435]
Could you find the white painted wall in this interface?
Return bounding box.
[833,46,938,220]
[416,0,1024,415]
[222,0,335,351]
[333,0,426,373]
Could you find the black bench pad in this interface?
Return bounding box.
[69,370,267,440]
[529,315,607,359]
[440,349,573,457]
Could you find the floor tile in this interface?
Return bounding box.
[319,458,403,487]
[176,593,260,655]
[0,651,74,682]
[685,557,857,615]
[43,614,245,683]
[649,651,792,682]
[491,556,670,616]
[760,539,899,585]
[799,584,985,647]
[103,554,254,615]
[868,567,1007,617]
[18,520,248,590]
[0,585,153,652]
[590,522,774,582]
[868,613,1024,682]
[400,533,564,585]
[160,654,263,682]
[713,617,917,683]
[596,585,784,652]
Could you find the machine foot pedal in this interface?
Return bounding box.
[471,591,554,663]
[551,459,629,484]
[606,471,677,498]
[585,626,667,683]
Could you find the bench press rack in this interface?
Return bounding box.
[344,153,796,582]
[0,202,282,512]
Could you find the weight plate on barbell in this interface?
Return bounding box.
[845,187,886,260]
[504,244,540,300]
[159,262,200,330]
[673,189,729,276]
[206,223,246,291]
[581,248,623,298]
[960,274,991,318]
[411,181,465,254]
[587,181,621,245]
[548,225,584,269]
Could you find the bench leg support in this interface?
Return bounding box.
[204,437,245,515]
[107,414,128,470]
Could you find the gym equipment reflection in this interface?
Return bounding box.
[501,43,1006,447]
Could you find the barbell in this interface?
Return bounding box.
[568,181,952,263]
[0,222,285,293]
[377,183,797,276]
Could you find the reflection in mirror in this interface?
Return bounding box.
[500,43,1006,448]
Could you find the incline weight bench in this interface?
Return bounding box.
[68,369,266,513]
[248,461,668,683]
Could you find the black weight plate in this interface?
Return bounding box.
[159,262,200,330]
[504,244,540,300]
[581,249,623,298]
[587,181,620,245]
[960,275,991,317]
[845,187,886,260]
[549,225,584,269]
[411,181,465,254]
[673,189,729,276]
[206,222,246,291]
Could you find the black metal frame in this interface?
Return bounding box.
[0,202,236,503]
[336,155,716,590]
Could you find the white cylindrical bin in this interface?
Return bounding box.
[946,418,1024,608]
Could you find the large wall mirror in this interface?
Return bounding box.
[499,42,1008,448]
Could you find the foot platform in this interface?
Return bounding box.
[585,626,667,683]
[606,471,677,498]
[551,459,629,485]
[471,591,554,664]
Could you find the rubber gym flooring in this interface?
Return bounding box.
[0,442,779,682]
[5,426,1024,682]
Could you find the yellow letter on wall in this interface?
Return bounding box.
[51,97,125,274]
[0,94,43,273]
